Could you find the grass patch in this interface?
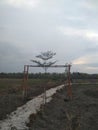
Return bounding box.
[0,78,61,92]
[0,79,22,91]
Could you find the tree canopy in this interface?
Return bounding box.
[31,51,56,73]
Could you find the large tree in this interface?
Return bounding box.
[31,51,56,73]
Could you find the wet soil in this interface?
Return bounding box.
[28,84,98,130]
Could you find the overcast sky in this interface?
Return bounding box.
[0,0,98,73]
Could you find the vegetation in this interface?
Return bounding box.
[0,78,22,91]
[0,75,62,120]
[31,51,56,73]
[0,72,98,80]
[1,72,98,91]
[0,71,98,123]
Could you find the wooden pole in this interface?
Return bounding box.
[67,64,72,100]
[23,65,29,99]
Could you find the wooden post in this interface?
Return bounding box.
[67,64,72,100]
[43,87,46,104]
[23,65,29,99]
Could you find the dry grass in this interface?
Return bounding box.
[65,110,81,130]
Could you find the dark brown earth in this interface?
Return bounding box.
[28,84,98,130]
[0,81,61,120]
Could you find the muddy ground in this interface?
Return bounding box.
[28,84,98,130]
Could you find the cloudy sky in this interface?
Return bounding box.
[0,0,98,73]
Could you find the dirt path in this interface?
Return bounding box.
[28,84,98,130]
[0,85,64,130]
[0,81,61,120]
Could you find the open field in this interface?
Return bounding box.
[28,84,98,130]
[0,78,62,120]
[0,78,98,130]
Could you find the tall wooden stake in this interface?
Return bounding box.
[23,65,29,99]
[67,64,72,100]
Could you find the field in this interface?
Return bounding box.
[28,84,98,130]
[0,78,62,120]
[0,78,98,130]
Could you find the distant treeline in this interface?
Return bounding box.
[0,72,98,80]
[0,72,65,80]
[71,72,98,79]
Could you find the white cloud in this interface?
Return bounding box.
[72,53,98,65]
[79,0,98,10]
[58,26,98,41]
[73,65,98,73]
[86,66,98,70]
[66,16,84,21]
[79,1,94,10]
[72,53,98,73]
[86,32,98,40]
[2,0,40,9]
[72,56,90,65]
[0,0,98,73]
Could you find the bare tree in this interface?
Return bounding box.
[31,51,56,73]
